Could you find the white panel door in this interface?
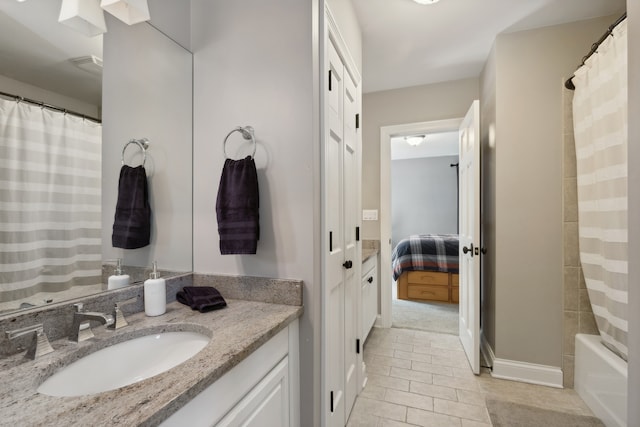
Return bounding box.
[458,100,481,375]
[325,40,345,427]
[343,71,359,416]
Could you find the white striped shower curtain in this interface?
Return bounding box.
[572,19,628,360]
[0,98,102,303]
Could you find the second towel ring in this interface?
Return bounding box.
[224,126,256,159]
[122,138,150,167]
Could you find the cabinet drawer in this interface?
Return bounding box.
[407,271,448,286]
[407,284,449,302]
[451,274,459,285]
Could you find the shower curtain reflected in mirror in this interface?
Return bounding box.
[572,18,628,360]
[0,97,102,306]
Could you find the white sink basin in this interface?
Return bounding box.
[38,331,210,397]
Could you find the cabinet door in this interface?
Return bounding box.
[218,357,289,427]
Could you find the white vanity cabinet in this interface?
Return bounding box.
[161,320,299,427]
[361,255,377,341]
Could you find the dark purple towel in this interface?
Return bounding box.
[112,165,151,249]
[176,286,227,312]
[215,156,259,254]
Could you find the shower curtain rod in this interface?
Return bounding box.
[565,12,627,90]
[0,90,101,123]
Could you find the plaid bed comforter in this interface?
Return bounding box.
[391,234,459,281]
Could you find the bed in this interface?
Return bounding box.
[392,234,460,303]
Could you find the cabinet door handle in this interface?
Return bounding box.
[462,243,474,257]
[367,277,373,283]
[343,260,353,269]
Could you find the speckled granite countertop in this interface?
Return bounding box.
[362,248,379,263]
[0,299,302,426]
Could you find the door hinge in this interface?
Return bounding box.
[355,113,360,129]
[330,390,334,412]
[356,338,361,354]
[328,70,332,91]
[356,226,360,242]
[329,231,333,252]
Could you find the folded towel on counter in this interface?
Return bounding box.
[215,156,260,255]
[176,286,227,312]
[112,165,151,249]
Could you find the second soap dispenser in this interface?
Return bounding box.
[144,261,166,316]
[108,259,130,290]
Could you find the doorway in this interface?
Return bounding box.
[379,118,463,329]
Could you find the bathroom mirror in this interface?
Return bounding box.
[0,1,193,316]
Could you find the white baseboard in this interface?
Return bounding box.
[491,359,564,388]
[480,332,563,388]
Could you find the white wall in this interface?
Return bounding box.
[190,1,320,425]
[102,15,193,272]
[627,1,639,425]
[391,155,458,247]
[361,78,480,240]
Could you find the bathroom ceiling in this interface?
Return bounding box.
[351,0,626,93]
[0,0,102,105]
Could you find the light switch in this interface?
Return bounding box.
[362,209,378,221]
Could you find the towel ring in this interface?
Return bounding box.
[223,126,256,159]
[121,138,150,167]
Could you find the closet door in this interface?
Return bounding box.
[343,71,359,416]
[324,40,346,427]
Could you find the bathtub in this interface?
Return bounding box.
[574,334,627,427]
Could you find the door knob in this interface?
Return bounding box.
[462,243,474,257]
[343,260,353,269]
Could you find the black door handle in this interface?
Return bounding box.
[367,277,373,283]
[462,243,474,257]
[343,260,353,269]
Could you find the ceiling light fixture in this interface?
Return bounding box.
[58,0,106,37]
[101,0,150,25]
[413,0,441,4]
[405,135,425,146]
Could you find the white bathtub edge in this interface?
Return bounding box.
[575,333,628,427]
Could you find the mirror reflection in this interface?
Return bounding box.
[0,0,193,316]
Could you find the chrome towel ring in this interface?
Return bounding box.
[223,126,256,159]
[121,138,150,167]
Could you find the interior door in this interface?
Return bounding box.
[343,71,359,416]
[324,40,346,427]
[458,100,481,375]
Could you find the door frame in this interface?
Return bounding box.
[379,118,463,328]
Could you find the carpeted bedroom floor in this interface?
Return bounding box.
[391,281,459,335]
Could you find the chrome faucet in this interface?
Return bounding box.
[69,303,114,342]
[108,297,138,330]
[5,323,54,359]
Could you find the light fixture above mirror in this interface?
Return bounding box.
[101,0,150,25]
[413,0,441,4]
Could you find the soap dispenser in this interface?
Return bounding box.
[108,259,130,290]
[144,261,166,316]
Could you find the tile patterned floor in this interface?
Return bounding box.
[347,327,597,427]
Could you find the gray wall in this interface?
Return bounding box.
[102,14,193,272]
[627,1,639,425]
[190,1,363,425]
[361,78,480,240]
[479,16,619,368]
[391,155,458,247]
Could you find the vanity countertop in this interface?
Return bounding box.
[0,299,302,426]
[363,248,379,263]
